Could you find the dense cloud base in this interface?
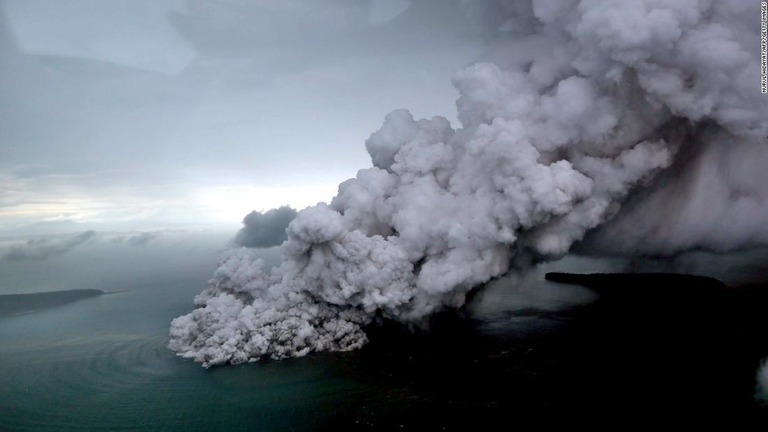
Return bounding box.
[170,0,766,367]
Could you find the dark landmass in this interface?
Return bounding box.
[545,271,727,291]
[544,272,768,321]
[316,273,768,429]
[0,289,105,316]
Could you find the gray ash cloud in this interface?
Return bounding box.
[171,0,768,368]
[233,206,297,248]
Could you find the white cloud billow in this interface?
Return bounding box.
[170,0,767,367]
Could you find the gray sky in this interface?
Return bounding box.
[0,0,495,234]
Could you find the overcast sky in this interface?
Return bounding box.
[0,0,497,235]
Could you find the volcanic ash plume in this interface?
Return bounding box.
[170,0,767,367]
[234,206,298,248]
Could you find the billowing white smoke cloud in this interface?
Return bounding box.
[170,0,767,367]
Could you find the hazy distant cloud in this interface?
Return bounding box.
[110,231,161,247]
[126,232,160,247]
[3,230,97,261]
[234,206,297,248]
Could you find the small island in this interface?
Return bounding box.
[0,289,105,316]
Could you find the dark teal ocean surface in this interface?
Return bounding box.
[0,232,364,431]
[1,232,768,430]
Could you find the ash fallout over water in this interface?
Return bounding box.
[170,0,768,367]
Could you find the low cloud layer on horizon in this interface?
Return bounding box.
[2,230,97,261]
[2,229,171,262]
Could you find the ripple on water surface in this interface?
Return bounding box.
[0,292,364,431]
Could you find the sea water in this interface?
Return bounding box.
[0,232,364,431]
[1,231,767,430]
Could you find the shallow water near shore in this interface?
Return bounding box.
[1,233,768,430]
